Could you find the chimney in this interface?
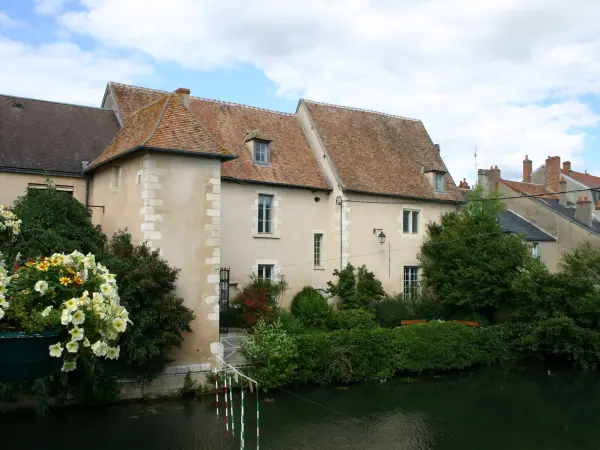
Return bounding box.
[478,169,490,194]
[434,144,440,152]
[575,197,593,227]
[559,177,567,206]
[175,87,191,108]
[458,178,470,190]
[523,155,532,183]
[545,155,560,192]
[563,161,571,173]
[489,165,501,190]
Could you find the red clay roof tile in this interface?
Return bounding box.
[561,169,600,188]
[500,179,558,200]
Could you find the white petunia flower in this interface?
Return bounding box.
[41,306,53,317]
[99,342,109,356]
[112,317,126,333]
[61,360,77,372]
[106,328,118,340]
[49,343,63,358]
[60,309,72,325]
[92,292,105,304]
[72,310,85,325]
[66,341,79,353]
[69,326,84,341]
[34,280,49,295]
[64,297,79,312]
[106,346,120,360]
[0,308,4,320]
[0,296,9,308]
[83,337,90,348]
[100,283,113,296]
[91,340,103,357]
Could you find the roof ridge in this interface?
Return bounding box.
[0,94,113,111]
[108,81,169,96]
[191,95,294,116]
[301,98,421,122]
[142,94,172,146]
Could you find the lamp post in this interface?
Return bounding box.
[373,228,386,245]
[373,228,390,277]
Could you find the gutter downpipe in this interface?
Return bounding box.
[336,196,343,271]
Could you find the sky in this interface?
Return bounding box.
[2,0,600,184]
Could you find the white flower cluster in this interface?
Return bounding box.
[0,205,21,237]
[42,251,130,373]
[0,263,11,321]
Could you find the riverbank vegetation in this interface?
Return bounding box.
[242,187,600,390]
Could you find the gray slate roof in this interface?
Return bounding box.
[533,197,600,236]
[499,210,556,242]
[0,95,120,174]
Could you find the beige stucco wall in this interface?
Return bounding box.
[500,183,600,272]
[90,151,222,369]
[221,181,333,307]
[0,172,86,207]
[345,192,457,295]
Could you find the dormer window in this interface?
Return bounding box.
[253,140,270,166]
[435,173,444,192]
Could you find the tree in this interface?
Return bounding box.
[1,184,106,261]
[418,186,531,322]
[327,263,385,309]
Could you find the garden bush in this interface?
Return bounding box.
[327,263,385,309]
[277,310,306,335]
[329,308,377,330]
[290,286,332,329]
[242,320,511,390]
[233,276,288,327]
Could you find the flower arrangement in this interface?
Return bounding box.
[0,205,21,241]
[0,250,130,373]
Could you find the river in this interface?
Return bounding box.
[2,364,600,449]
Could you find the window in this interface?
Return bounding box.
[435,173,444,192]
[532,242,540,259]
[28,183,74,196]
[403,210,419,234]
[403,266,420,299]
[257,264,273,280]
[253,141,270,165]
[313,233,323,268]
[110,166,121,190]
[258,194,273,233]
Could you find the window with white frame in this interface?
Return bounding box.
[258,194,273,233]
[28,183,74,196]
[257,264,273,280]
[531,242,540,259]
[253,141,270,166]
[403,210,419,234]
[403,266,420,299]
[435,173,444,192]
[313,233,323,268]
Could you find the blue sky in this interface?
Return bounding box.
[2,0,600,182]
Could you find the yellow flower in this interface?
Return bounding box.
[66,267,76,275]
[36,262,49,271]
[25,262,35,268]
[59,277,72,286]
[49,258,60,266]
[73,277,83,285]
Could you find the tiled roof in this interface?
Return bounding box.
[562,169,600,188]
[533,197,600,236]
[301,100,462,201]
[500,179,558,200]
[89,93,234,169]
[106,83,330,190]
[498,210,556,242]
[0,94,119,174]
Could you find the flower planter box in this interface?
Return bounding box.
[0,332,61,382]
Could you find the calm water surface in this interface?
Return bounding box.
[2,365,600,450]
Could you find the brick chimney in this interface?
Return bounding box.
[559,177,567,206]
[458,178,470,189]
[489,165,501,190]
[575,196,593,227]
[545,156,561,192]
[478,166,500,194]
[563,161,571,173]
[523,155,532,183]
[175,87,191,108]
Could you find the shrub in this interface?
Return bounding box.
[240,318,298,390]
[277,310,306,335]
[102,231,195,380]
[290,286,332,329]
[327,263,385,309]
[376,295,416,328]
[233,276,288,327]
[2,184,106,262]
[329,309,377,330]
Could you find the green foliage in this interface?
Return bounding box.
[102,231,195,380]
[277,310,306,335]
[233,276,288,327]
[290,286,332,329]
[419,185,531,322]
[329,309,377,330]
[2,184,106,261]
[375,294,444,327]
[240,318,299,390]
[180,371,197,397]
[327,263,385,309]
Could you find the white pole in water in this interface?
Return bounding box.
[215,371,219,422]
[256,383,260,450]
[240,379,245,450]
[229,374,235,438]
[225,374,230,438]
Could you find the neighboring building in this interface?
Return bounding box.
[477,158,600,272]
[0,83,462,374]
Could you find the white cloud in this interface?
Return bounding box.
[0,37,153,105]
[53,0,600,181]
[34,0,73,16]
[0,12,19,29]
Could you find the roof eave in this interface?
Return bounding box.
[221,176,331,192]
[344,188,462,204]
[85,145,237,173]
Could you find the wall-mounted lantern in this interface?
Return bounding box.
[373,228,386,245]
